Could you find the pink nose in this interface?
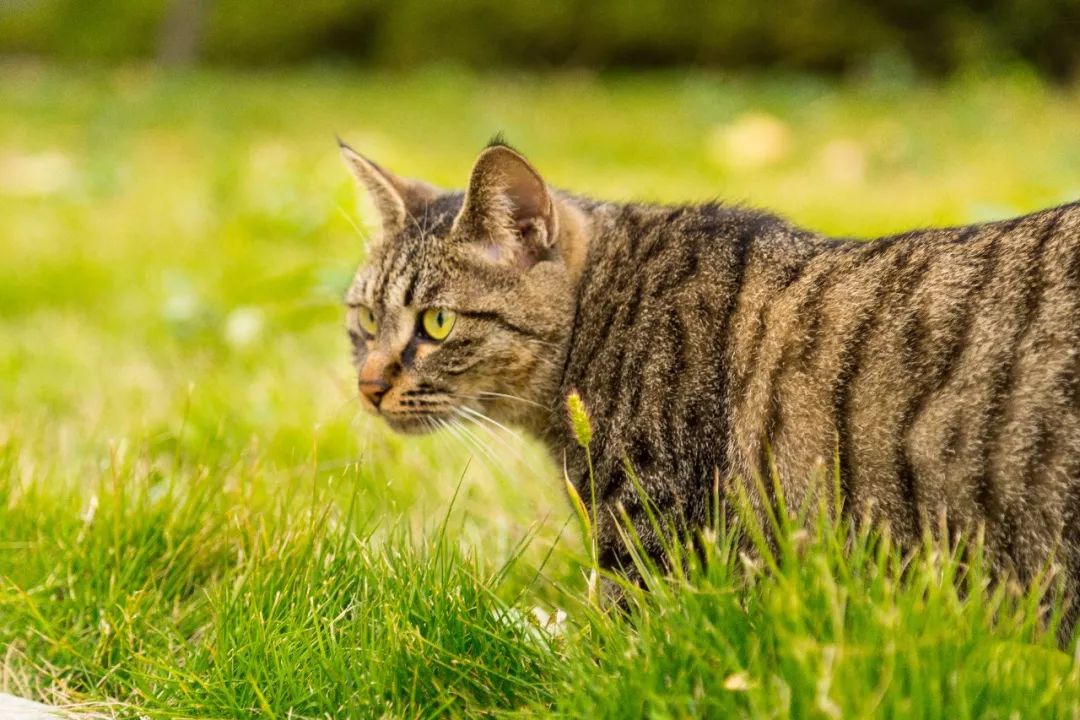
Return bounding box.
[359,352,397,408]
[359,378,391,407]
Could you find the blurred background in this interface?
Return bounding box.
[1,0,1078,77]
[1,0,1079,568]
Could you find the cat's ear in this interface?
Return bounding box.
[339,140,439,238]
[452,143,557,270]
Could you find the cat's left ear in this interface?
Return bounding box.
[452,143,557,270]
[339,140,440,239]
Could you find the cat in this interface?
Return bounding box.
[339,137,1080,626]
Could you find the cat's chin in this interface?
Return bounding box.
[381,414,442,436]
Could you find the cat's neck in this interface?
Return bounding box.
[521,196,829,458]
[489,193,594,447]
[552,192,594,285]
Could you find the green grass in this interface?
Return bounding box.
[1,63,1079,718]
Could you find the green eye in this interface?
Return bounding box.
[421,308,456,341]
[356,306,377,335]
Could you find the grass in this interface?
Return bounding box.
[1,62,1079,718]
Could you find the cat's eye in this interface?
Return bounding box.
[421,308,456,341]
[355,305,377,336]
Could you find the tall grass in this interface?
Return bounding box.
[2,424,1078,718]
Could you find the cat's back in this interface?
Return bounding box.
[727,200,1080,576]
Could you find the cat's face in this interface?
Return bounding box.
[341,143,575,434]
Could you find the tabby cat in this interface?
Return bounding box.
[340,138,1080,620]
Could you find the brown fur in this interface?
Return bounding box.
[340,138,1080,627]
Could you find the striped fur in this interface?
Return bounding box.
[340,140,1080,626]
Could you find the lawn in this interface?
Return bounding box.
[1,63,1079,718]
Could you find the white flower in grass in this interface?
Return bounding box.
[530,606,568,637]
[493,605,569,643]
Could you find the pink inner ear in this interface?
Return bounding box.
[506,180,548,229]
[478,238,537,272]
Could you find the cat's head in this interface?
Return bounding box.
[340,140,585,435]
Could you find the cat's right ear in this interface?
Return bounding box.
[338,140,439,239]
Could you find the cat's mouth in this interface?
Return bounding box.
[358,385,460,434]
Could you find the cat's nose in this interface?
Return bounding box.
[359,353,399,409]
[359,378,391,408]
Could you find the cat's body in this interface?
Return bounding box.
[339,139,1080,623]
[554,198,1080,590]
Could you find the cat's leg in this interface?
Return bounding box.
[1059,488,1080,647]
[592,480,689,596]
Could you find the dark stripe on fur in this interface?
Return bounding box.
[463,310,547,340]
[899,224,1010,466]
[401,268,419,307]
[832,242,914,498]
[975,211,1063,565]
[713,222,755,480]
[757,251,849,462]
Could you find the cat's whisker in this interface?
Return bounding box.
[454,406,553,479]
[449,421,497,472]
[458,424,503,469]
[347,408,373,440]
[335,201,371,241]
[404,204,437,240]
[450,390,546,414]
[424,415,453,453]
[329,392,364,420]
[514,343,560,365]
[457,405,524,443]
[438,414,482,460]
[451,415,504,469]
[454,405,556,480]
[473,390,547,410]
[453,407,519,457]
[431,416,481,481]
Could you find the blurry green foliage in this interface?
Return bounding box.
[0,0,1077,78]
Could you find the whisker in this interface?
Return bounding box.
[455,406,558,484]
[457,414,528,471]
[452,415,503,468]
[335,201,371,241]
[458,405,524,442]
[471,390,548,410]
[454,406,554,480]
[453,407,518,455]
[450,422,494,470]
[329,393,363,419]
[513,343,561,366]
[439,415,477,456]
